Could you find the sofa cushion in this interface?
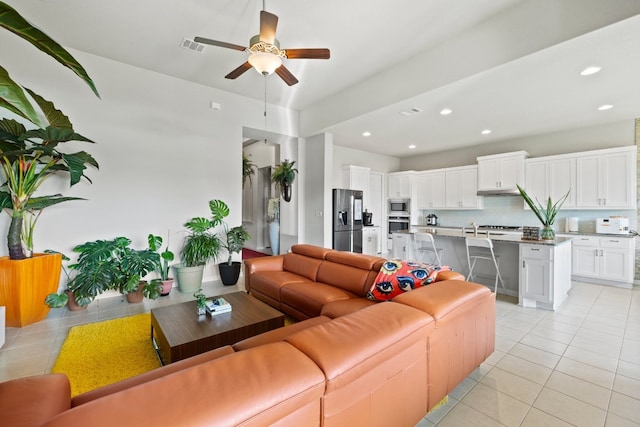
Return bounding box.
[316,260,378,296]
[233,316,332,351]
[367,260,451,301]
[283,253,324,281]
[250,271,313,302]
[320,298,377,318]
[281,282,358,319]
[291,244,336,259]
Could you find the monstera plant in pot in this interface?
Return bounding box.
[0,2,100,326]
[148,234,175,296]
[271,159,298,202]
[174,200,226,293]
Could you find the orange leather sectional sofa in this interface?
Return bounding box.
[1,245,495,426]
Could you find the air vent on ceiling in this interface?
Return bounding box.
[180,38,206,52]
[400,107,423,116]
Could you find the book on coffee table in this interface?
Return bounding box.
[206,297,232,315]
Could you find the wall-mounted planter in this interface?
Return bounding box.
[0,252,62,327]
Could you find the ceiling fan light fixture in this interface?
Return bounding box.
[248,51,282,75]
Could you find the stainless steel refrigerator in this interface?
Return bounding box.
[332,188,363,253]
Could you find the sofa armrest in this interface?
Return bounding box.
[71,346,235,407]
[436,270,465,281]
[0,374,71,427]
[244,255,285,292]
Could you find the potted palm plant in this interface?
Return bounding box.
[148,233,175,296]
[173,200,226,292]
[271,159,298,202]
[517,185,570,240]
[0,2,100,326]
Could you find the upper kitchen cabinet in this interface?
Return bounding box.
[445,165,483,209]
[417,170,446,209]
[524,155,576,208]
[343,165,371,207]
[575,146,636,209]
[477,151,529,194]
[388,171,416,199]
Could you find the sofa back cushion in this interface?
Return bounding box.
[316,261,376,296]
[291,244,335,259]
[317,251,385,296]
[283,253,324,281]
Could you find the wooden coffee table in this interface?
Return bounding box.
[150,291,285,365]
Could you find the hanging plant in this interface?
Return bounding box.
[271,159,298,202]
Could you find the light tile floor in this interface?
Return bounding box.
[1,279,639,427]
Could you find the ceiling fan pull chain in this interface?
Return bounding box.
[264,75,268,143]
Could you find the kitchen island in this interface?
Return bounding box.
[392,227,572,310]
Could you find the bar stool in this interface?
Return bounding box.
[413,232,443,267]
[465,237,505,293]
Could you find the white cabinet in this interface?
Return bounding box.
[445,166,483,209]
[524,156,576,208]
[343,165,371,207]
[388,172,415,199]
[363,226,380,255]
[519,242,571,310]
[477,151,528,192]
[416,170,446,209]
[571,235,635,286]
[391,233,414,260]
[575,147,636,209]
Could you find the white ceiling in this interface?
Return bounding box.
[6,0,640,158]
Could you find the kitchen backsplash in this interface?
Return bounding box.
[418,195,638,233]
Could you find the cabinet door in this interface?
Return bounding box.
[599,248,632,283]
[572,245,600,278]
[520,258,552,304]
[445,170,463,208]
[392,233,410,259]
[388,173,412,199]
[601,152,634,208]
[576,156,600,207]
[498,157,521,189]
[417,171,445,209]
[548,157,576,207]
[477,158,500,190]
[459,167,481,208]
[524,161,548,205]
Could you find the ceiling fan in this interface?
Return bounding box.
[194,4,330,86]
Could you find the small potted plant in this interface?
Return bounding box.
[517,185,570,240]
[193,290,207,315]
[271,159,298,202]
[44,251,89,311]
[148,233,175,296]
[173,200,226,293]
[219,225,251,285]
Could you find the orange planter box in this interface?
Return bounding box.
[0,253,62,327]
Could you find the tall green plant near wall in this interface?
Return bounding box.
[0,2,100,259]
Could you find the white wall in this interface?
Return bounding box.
[332,145,400,188]
[1,42,299,284]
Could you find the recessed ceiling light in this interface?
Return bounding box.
[362,131,371,137]
[481,129,492,135]
[440,108,452,115]
[598,104,614,111]
[580,66,602,76]
[408,144,416,149]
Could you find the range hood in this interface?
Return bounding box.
[477,188,521,196]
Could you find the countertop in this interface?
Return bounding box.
[397,226,572,246]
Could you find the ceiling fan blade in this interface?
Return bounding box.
[284,48,330,60]
[225,62,253,80]
[260,10,278,44]
[275,65,299,86]
[194,37,247,52]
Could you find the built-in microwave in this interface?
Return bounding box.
[388,216,410,237]
[388,199,410,216]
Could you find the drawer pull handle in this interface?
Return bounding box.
[531,248,540,251]
[610,240,619,243]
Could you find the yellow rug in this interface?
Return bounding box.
[51,313,160,397]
